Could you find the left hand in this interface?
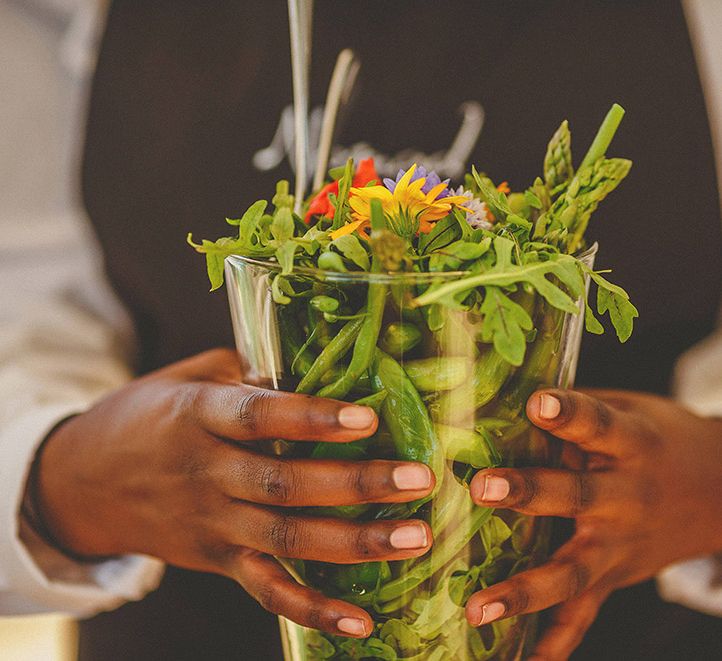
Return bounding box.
[465,388,722,660]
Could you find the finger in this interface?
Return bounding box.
[214,449,435,506]
[233,550,373,638]
[529,588,609,661]
[526,389,637,457]
[469,468,608,517]
[192,383,378,442]
[230,503,432,563]
[466,538,605,627]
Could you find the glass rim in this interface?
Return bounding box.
[226,242,598,284]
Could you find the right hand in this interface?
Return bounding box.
[34,348,435,638]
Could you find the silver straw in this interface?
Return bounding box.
[287,0,314,214]
[313,49,360,191]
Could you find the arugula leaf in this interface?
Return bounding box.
[414,237,578,315]
[225,199,267,227]
[337,637,398,660]
[271,207,294,243]
[584,299,605,335]
[590,271,638,341]
[332,233,370,270]
[428,239,490,272]
[478,287,534,366]
[275,241,298,275]
[471,166,512,222]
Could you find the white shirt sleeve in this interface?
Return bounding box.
[656,0,722,617]
[0,211,164,617]
[655,330,722,616]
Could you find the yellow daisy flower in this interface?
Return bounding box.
[331,164,470,240]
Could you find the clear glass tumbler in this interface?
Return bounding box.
[225,245,596,661]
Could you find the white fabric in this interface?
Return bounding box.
[653,0,722,617]
[0,0,720,619]
[0,0,162,616]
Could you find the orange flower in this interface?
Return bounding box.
[304,158,379,223]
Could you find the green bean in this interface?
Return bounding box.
[316,282,387,399]
[403,357,469,392]
[379,321,422,357]
[296,314,364,394]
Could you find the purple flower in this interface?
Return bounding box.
[383,166,451,198]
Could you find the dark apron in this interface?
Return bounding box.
[80,1,722,659]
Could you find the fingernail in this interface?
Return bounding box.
[338,406,375,430]
[539,394,561,420]
[337,617,368,636]
[393,465,432,491]
[480,601,506,625]
[481,475,510,502]
[390,524,428,549]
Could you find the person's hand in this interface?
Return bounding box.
[466,388,722,660]
[33,348,435,639]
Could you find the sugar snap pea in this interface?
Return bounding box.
[379,321,422,357]
[402,357,469,392]
[370,349,444,494]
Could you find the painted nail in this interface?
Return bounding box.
[389,524,428,549]
[338,406,376,430]
[480,601,506,625]
[539,393,561,420]
[482,475,510,502]
[337,617,368,636]
[393,465,432,491]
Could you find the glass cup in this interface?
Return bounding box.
[225,244,596,661]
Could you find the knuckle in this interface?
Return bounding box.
[236,389,274,436]
[351,464,381,501]
[511,471,539,509]
[306,606,323,630]
[255,585,281,615]
[570,472,596,515]
[267,515,303,556]
[259,460,294,504]
[504,580,531,614]
[353,526,376,558]
[556,557,592,599]
[590,398,613,438]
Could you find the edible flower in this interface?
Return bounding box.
[451,186,494,230]
[346,164,470,237]
[304,157,379,223]
[383,166,451,199]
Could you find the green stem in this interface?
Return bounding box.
[578,103,625,171]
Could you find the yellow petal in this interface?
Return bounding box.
[394,164,417,197]
[425,182,448,201]
[330,218,366,240]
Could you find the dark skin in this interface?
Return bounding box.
[35,348,435,639]
[466,388,722,660]
[34,350,722,652]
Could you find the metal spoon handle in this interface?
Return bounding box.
[313,49,360,191]
[287,0,313,213]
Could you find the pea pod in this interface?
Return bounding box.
[379,321,422,357]
[402,357,469,392]
[433,348,512,426]
[296,314,364,394]
[370,349,444,496]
